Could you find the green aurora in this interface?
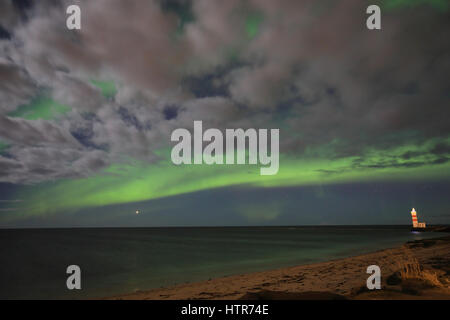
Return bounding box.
[245,12,263,39]
[0,0,448,226]
[8,96,70,120]
[5,88,450,217]
[90,80,117,98]
[16,136,450,216]
[0,141,8,154]
[1,96,70,156]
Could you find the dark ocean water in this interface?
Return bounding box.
[0,226,447,299]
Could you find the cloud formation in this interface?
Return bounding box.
[0,0,448,188]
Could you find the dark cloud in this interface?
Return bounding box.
[117,106,146,131]
[0,0,448,184]
[0,115,79,147]
[431,142,450,156]
[0,146,108,184]
[0,1,20,27]
[162,105,179,120]
[0,26,11,40]
[0,62,36,113]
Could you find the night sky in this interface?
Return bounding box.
[0,0,449,227]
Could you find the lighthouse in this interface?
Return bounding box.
[411,208,426,228]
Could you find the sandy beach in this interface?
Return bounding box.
[106,235,450,300]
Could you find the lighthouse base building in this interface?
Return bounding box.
[411,208,426,228]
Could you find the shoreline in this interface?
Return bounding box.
[106,235,450,300]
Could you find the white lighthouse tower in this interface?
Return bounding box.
[411,208,426,228]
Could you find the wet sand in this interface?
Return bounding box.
[106,236,450,300]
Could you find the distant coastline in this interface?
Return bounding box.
[411,226,450,233]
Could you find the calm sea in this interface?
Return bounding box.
[0,226,446,299]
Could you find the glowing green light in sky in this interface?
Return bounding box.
[17,136,450,216]
[246,12,263,39]
[8,96,70,120]
[91,80,117,98]
[0,141,8,154]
